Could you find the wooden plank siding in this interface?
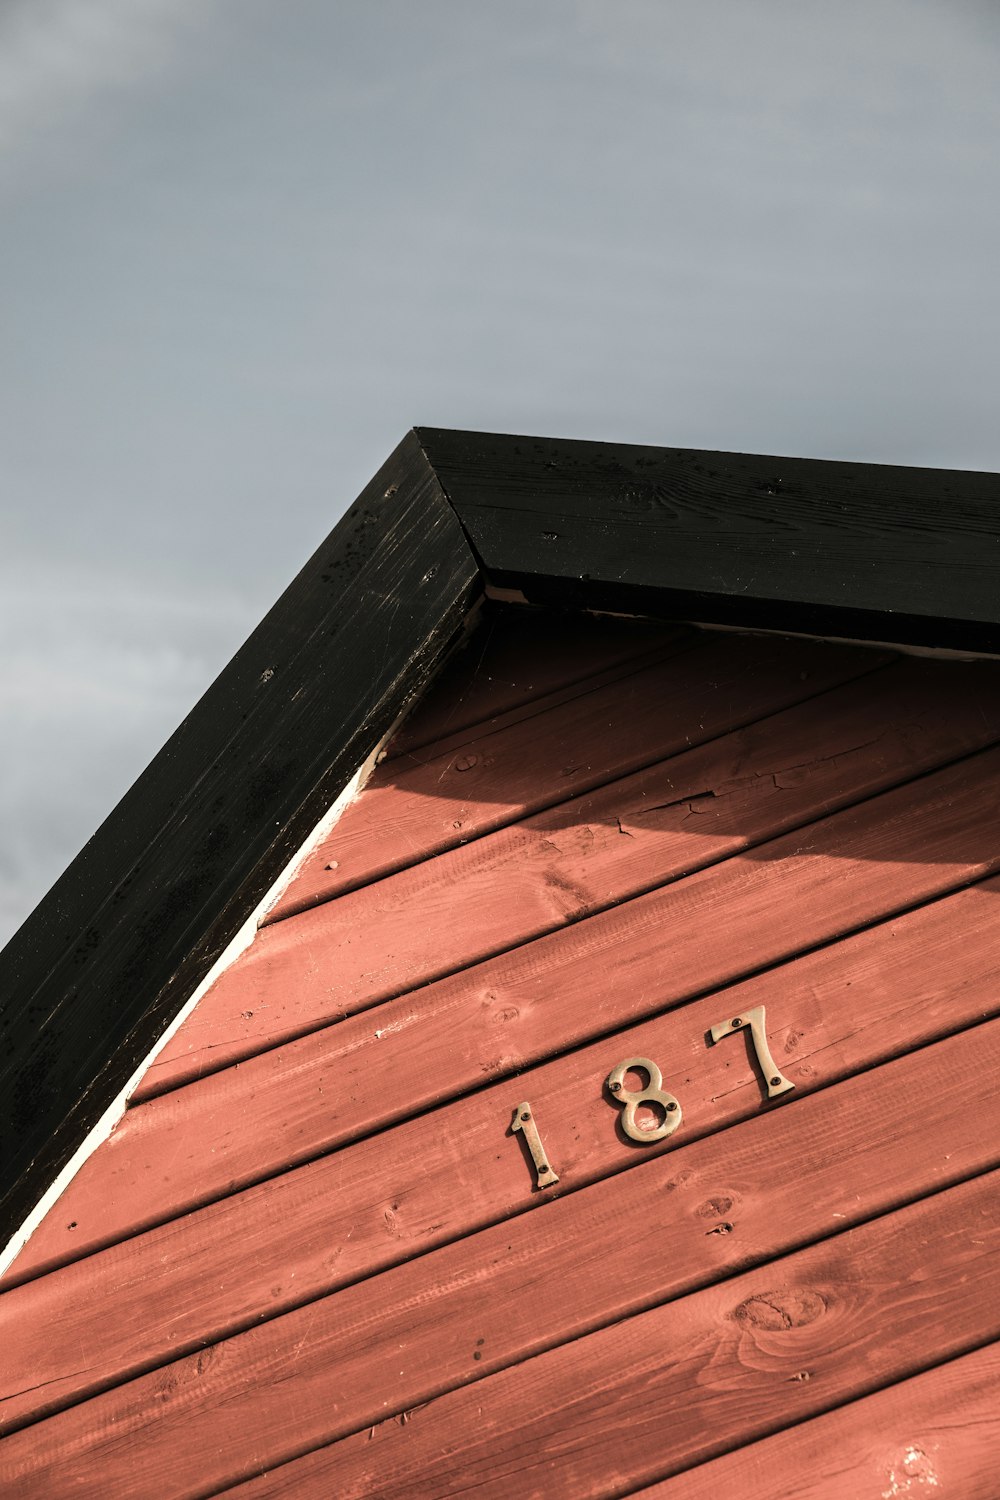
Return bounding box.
[3,608,999,1498]
[634,1343,1000,1500]
[385,604,682,760]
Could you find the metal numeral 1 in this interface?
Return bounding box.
[511,1102,559,1188]
[708,1004,795,1099]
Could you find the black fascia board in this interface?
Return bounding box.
[0,432,479,1250]
[3,424,999,1254]
[419,427,1000,654]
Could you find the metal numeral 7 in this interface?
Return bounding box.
[708,1005,795,1100]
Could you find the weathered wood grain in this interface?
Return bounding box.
[4,1024,999,1494]
[637,1342,1000,1500]
[386,604,683,760]
[138,740,1000,1104]
[421,427,1000,651]
[267,631,881,911]
[11,858,1000,1289]
[5,924,1000,1427]
[154,641,904,1090]
[386,631,695,773]
[145,653,1000,1090]
[216,1170,1000,1499]
[0,432,480,1249]
[271,628,704,928]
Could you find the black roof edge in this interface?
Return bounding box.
[2,426,998,1254]
[418,427,1000,656]
[0,431,478,1255]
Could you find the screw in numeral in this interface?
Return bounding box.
[708,1005,795,1100]
[606,1056,682,1143]
[511,1102,559,1188]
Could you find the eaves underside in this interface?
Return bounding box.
[1,425,998,1258]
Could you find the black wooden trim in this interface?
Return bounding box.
[418,428,1000,654]
[5,423,1000,1253]
[0,433,480,1248]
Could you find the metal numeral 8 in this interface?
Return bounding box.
[606,1055,681,1142]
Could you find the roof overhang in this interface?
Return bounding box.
[3,426,999,1255]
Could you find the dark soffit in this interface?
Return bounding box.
[2,426,998,1252]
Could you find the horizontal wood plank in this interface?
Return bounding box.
[145,653,1000,1089]
[11,862,1000,1290]
[386,606,683,760]
[637,1341,1000,1500]
[5,921,1000,1429]
[272,631,882,910]
[154,644,910,1089]
[5,1024,1000,1494]
[138,741,1000,1104]
[219,1169,1000,1499]
[274,627,702,928]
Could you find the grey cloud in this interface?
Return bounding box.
[0,0,212,172]
[2,0,999,945]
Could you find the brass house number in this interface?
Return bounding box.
[512,1003,793,1189]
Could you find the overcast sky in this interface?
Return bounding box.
[2,0,999,946]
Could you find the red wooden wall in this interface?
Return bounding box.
[3,606,1000,1497]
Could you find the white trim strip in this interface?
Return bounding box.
[0,748,381,1281]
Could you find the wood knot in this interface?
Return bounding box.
[383,1202,401,1235]
[696,1195,734,1219]
[899,1445,936,1480]
[732,1289,826,1331]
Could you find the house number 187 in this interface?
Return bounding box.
[512,1004,793,1189]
